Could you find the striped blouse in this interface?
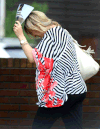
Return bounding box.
[32,26,87,108]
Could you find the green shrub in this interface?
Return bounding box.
[5,1,48,44]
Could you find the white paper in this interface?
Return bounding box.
[16,4,34,24]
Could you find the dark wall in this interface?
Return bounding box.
[14,0,100,39]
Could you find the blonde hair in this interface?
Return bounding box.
[24,11,61,38]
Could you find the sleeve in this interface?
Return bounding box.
[32,26,68,67]
[32,29,55,69]
[51,26,68,59]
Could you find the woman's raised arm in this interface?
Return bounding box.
[13,21,34,63]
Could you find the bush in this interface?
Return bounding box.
[5,1,48,44]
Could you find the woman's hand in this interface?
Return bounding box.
[13,21,25,40]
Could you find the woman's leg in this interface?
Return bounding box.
[32,106,62,129]
[62,92,86,129]
[62,101,83,129]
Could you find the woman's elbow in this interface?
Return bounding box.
[29,58,35,64]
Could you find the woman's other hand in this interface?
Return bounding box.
[13,21,25,40]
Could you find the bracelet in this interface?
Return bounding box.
[20,42,29,46]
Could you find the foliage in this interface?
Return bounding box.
[5,1,48,44]
[6,0,19,10]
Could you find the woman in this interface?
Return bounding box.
[13,10,87,129]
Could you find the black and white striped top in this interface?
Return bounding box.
[32,26,87,108]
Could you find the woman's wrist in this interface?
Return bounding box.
[19,36,28,46]
[18,35,26,41]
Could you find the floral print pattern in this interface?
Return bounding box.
[32,48,63,108]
